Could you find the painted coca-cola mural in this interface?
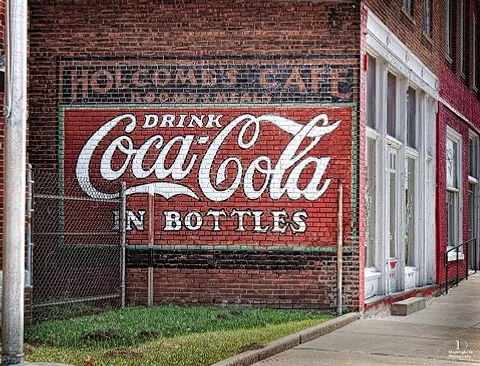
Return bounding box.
[60,58,356,247]
[62,106,353,246]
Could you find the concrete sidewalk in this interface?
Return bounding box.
[253,272,480,366]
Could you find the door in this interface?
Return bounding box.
[387,147,399,292]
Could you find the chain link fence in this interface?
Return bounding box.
[30,168,125,321]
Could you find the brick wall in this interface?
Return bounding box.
[437,0,480,284]
[28,0,362,311]
[364,0,444,75]
[447,0,479,90]
[125,250,360,309]
[436,103,470,283]
[438,63,480,284]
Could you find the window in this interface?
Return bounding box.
[460,0,465,74]
[468,182,478,268]
[469,135,478,178]
[387,72,397,137]
[423,0,432,36]
[473,15,477,88]
[367,55,376,129]
[365,137,377,268]
[446,130,462,250]
[468,134,478,268]
[405,158,416,266]
[366,12,437,295]
[407,87,417,148]
[446,0,451,57]
[403,0,413,15]
[388,149,398,259]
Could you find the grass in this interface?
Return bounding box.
[25,305,333,366]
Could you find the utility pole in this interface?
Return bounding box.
[2,0,28,363]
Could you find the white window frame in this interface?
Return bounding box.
[407,86,418,149]
[387,70,400,140]
[365,129,380,270]
[366,54,377,129]
[366,14,438,296]
[468,132,479,269]
[446,127,463,260]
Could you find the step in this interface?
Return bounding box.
[390,297,426,316]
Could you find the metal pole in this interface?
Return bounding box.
[336,180,343,316]
[476,238,478,273]
[456,248,459,287]
[445,253,448,294]
[466,241,469,281]
[120,183,126,308]
[2,0,28,363]
[148,187,154,307]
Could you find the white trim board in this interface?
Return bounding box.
[367,12,438,99]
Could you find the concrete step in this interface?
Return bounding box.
[390,297,426,316]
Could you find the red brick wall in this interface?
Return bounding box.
[437,0,480,284]
[438,62,480,284]
[447,0,479,90]
[364,0,444,75]
[436,103,470,283]
[126,250,361,310]
[29,0,362,310]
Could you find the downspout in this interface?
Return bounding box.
[148,187,154,307]
[120,182,126,308]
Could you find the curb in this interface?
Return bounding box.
[211,312,360,366]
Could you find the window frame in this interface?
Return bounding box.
[446,0,452,58]
[460,0,465,75]
[469,133,478,181]
[407,86,418,149]
[365,131,380,269]
[366,54,377,130]
[387,70,399,139]
[423,0,432,36]
[468,132,478,266]
[403,0,414,16]
[473,14,477,90]
[446,127,463,257]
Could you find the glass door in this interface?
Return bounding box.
[387,147,399,293]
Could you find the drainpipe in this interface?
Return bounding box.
[120,182,126,308]
[337,179,343,316]
[148,187,154,307]
[2,0,28,363]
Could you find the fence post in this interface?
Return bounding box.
[148,187,155,307]
[456,247,459,287]
[120,182,126,308]
[466,240,469,281]
[336,179,343,316]
[476,238,478,273]
[445,252,448,295]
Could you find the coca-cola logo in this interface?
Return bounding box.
[75,112,341,201]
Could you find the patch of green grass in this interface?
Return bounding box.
[25,305,332,350]
[26,319,326,366]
